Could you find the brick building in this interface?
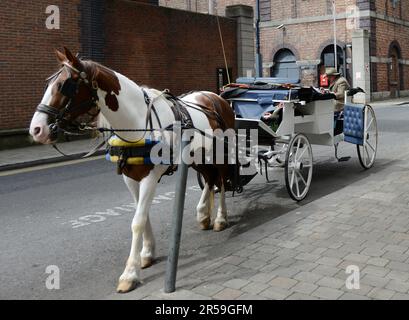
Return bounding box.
[162,0,409,101]
[0,0,240,147]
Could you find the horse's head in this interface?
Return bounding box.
[30,47,100,144]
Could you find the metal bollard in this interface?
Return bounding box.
[164,127,189,293]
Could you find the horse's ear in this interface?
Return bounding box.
[63,47,75,61]
[55,49,66,63]
[63,46,81,68]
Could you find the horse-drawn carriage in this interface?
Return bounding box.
[30,48,379,293]
[199,77,378,201]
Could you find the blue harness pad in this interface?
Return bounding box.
[343,103,365,145]
[105,136,173,166]
[232,89,295,119]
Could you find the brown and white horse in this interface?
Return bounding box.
[29,48,235,293]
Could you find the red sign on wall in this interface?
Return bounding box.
[320,73,329,87]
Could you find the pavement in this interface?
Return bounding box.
[0,100,409,300]
[125,152,409,301]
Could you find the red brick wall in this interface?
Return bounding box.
[156,0,409,96]
[372,2,409,94]
[0,0,81,131]
[0,0,237,131]
[260,1,353,86]
[104,0,237,95]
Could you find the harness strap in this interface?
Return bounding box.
[36,104,61,117]
[163,92,194,129]
[142,88,162,131]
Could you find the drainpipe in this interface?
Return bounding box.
[333,0,338,71]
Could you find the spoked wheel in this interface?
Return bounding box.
[285,134,313,201]
[357,105,378,169]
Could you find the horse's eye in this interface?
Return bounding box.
[56,82,62,90]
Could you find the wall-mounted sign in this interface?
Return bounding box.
[217,68,232,94]
[320,73,329,87]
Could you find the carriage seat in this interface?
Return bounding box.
[343,104,364,145]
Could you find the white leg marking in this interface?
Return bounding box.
[117,167,166,292]
[214,183,228,232]
[140,216,155,268]
[196,183,211,230]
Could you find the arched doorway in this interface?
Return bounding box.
[389,43,402,98]
[271,49,300,81]
[318,45,345,87]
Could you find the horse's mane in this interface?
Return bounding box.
[80,60,117,131]
[81,60,116,82]
[80,60,163,131]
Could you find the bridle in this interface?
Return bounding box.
[37,61,100,140]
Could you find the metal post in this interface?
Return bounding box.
[164,125,189,293]
[255,0,263,77]
[333,0,338,71]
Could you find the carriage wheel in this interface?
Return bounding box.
[357,105,378,169]
[285,134,313,201]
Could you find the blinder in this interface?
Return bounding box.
[59,77,78,98]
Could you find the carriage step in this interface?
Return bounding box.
[258,150,272,161]
[337,156,351,162]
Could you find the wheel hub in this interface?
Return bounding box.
[294,161,303,171]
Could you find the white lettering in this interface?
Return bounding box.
[45,265,60,290]
[45,5,60,30]
[346,265,360,290]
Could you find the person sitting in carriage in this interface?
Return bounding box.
[261,68,350,133]
[322,67,350,133]
[323,67,350,112]
[261,101,284,131]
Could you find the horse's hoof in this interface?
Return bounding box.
[199,218,211,230]
[116,279,139,293]
[213,221,228,232]
[141,257,154,269]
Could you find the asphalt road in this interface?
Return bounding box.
[0,104,408,300]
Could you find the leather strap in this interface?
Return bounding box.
[36,104,61,117]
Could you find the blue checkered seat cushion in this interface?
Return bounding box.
[343,104,364,145]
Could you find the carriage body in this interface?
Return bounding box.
[229,85,336,146]
[216,78,378,201]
